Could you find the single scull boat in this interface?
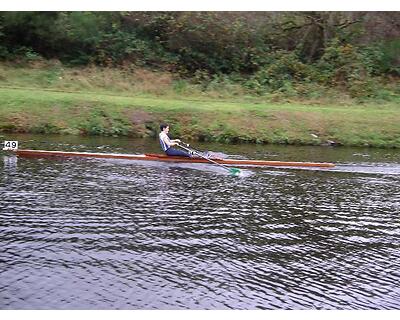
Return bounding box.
[12,149,335,168]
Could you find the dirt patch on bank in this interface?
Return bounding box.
[123,109,162,137]
[0,113,36,132]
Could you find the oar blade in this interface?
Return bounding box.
[229,168,241,176]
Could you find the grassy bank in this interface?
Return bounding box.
[0,63,399,148]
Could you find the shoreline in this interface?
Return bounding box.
[0,88,399,149]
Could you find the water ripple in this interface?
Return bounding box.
[1,144,400,309]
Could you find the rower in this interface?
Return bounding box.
[159,123,192,157]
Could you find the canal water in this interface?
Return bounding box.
[1,134,399,309]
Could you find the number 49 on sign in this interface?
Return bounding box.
[3,141,19,151]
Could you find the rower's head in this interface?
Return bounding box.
[160,123,169,133]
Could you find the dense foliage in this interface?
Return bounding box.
[1,12,399,98]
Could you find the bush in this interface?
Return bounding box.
[0,46,10,60]
[244,51,314,94]
[173,79,189,94]
[93,31,177,67]
[316,39,370,85]
[6,46,44,64]
[360,40,400,76]
[31,123,61,134]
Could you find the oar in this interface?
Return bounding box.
[178,142,224,160]
[178,142,208,156]
[177,143,241,176]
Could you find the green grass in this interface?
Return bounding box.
[0,63,399,148]
[1,86,399,147]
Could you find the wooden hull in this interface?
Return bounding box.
[13,149,335,168]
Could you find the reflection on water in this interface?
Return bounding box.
[1,134,400,309]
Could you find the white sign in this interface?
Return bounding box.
[2,141,19,151]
